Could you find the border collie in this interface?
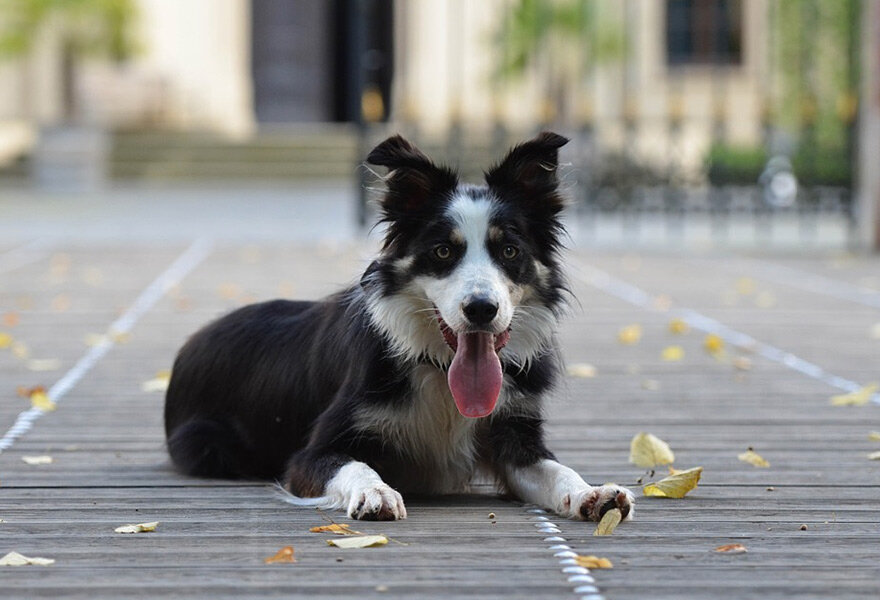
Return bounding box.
[164,132,634,522]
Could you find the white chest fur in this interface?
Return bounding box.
[353,364,485,493]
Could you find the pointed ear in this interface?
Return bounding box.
[485,131,569,199]
[367,135,458,217]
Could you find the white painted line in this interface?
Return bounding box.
[0,239,51,275]
[575,261,880,405]
[0,239,213,453]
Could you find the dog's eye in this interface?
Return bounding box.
[433,245,452,260]
[502,245,520,260]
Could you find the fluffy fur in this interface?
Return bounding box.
[164,132,634,522]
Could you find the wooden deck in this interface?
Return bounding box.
[1,239,878,599]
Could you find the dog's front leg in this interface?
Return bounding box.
[284,450,407,521]
[504,458,634,522]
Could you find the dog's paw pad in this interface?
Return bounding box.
[578,485,635,522]
[349,484,407,521]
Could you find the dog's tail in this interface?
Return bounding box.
[273,483,347,511]
[167,418,258,479]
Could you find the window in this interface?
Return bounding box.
[666,0,743,65]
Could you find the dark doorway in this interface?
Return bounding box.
[251,0,394,123]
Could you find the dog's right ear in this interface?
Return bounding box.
[367,135,458,217]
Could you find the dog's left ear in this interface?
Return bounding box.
[367,135,458,218]
[485,131,569,204]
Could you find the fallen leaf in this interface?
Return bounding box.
[661,345,684,361]
[714,543,747,554]
[0,331,13,348]
[703,334,725,355]
[830,384,878,406]
[573,555,613,569]
[566,363,597,378]
[264,545,296,564]
[732,356,753,371]
[617,324,642,345]
[0,551,55,566]
[643,466,703,498]
[735,277,756,295]
[738,449,770,468]
[309,523,362,535]
[22,456,53,465]
[868,432,880,442]
[84,333,109,347]
[11,342,30,359]
[27,359,62,372]
[594,508,622,536]
[868,451,880,461]
[668,318,690,334]
[629,432,675,468]
[114,521,159,534]
[141,370,172,393]
[29,390,56,412]
[2,312,19,327]
[326,535,388,548]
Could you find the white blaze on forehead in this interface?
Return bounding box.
[447,194,495,247]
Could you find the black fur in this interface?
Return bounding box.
[164,132,571,508]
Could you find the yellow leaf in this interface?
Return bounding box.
[27,359,62,372]
[868,451,880,461]
[573,555,613,569]
[661,345,684,361]
[703,334,724,355]
[714,543,747,554]
[738,449,770,468]
[593,508,621,536]
[629,432,675,468]
[0,332,13,349]
[327,535,388,548]
[830,384,878,406]
[868,431,880,442]
[735,277,756,295]
[141,370,172,393]
[264,545,296,564]
[617,324,642,345]
[566,363,597,378]
[643,466,703,498]
[22,456,53,465]
[668,318,690,334]
[309,523,362,535]
[114,521,159,534]
[29,389,56,412]
[0,551,55,566]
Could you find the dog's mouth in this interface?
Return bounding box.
[436,311,510,419]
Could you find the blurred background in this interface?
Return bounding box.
[0,0,878,250]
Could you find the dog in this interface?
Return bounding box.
[164,132,634,522]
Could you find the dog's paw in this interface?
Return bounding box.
[571,485,635,522]
[347,484,407,521]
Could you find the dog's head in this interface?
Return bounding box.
[362,133,569,418]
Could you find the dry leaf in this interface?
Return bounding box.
[830,384,878,406]
[114,521,158,534]
[643,466,703,498]
[617,324,642,345]
[703,334,724,355]
[141,370,172,393]
[309,523,362,535]
[738,449,770,468]
[661,346,684,361]
[2,312,19,327]
[29,390,56,412]
[668,318,690,334]
[0,551,55,566]
[327,535,388,548]
[868,451,880,461]
[264,545,296,564]
[573,555,613,569]
[714,543,747,554]
[0,331,13,348]
[84,333,109,347]
[868,432,880,442]
[27,359,62,372]
[22,455,53,465]
[566,363,597,378]
[629,432,675,468]
[732,356,753,371]
[594,508,622,536]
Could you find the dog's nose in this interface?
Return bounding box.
[462,296,498,326]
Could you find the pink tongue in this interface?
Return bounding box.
[448,331,503,418]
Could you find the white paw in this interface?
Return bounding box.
[568,485,635,522]
[347,484,407,521]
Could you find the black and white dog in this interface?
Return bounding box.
[164,132,634,522]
